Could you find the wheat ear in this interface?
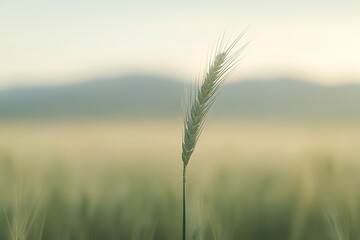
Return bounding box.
[181,33,248,240]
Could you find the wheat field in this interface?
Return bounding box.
[1,119,360,239]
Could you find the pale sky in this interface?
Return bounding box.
[1,0,360,88]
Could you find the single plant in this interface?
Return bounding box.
[181,32,248,240]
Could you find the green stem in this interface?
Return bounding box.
[182,165,187,240]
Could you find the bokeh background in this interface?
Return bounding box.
[1,0,360,239]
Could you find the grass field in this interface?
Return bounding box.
[1,119,360,239]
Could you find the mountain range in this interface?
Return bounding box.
[1,74,360,120]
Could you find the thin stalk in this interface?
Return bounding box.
[182,165,187,240]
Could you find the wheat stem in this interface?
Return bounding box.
[182,165,187,240]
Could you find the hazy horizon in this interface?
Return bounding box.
[1,70,360,92]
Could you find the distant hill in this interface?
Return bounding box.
[0,75,183,119]
[216,78,360,119]
[1,74,360,120]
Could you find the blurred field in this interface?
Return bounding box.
[1,119,360,239]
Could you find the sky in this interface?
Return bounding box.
[1,0,360,88]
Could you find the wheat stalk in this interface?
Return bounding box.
[181,32,248,240]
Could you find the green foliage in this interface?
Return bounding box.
[1,149,359,240]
